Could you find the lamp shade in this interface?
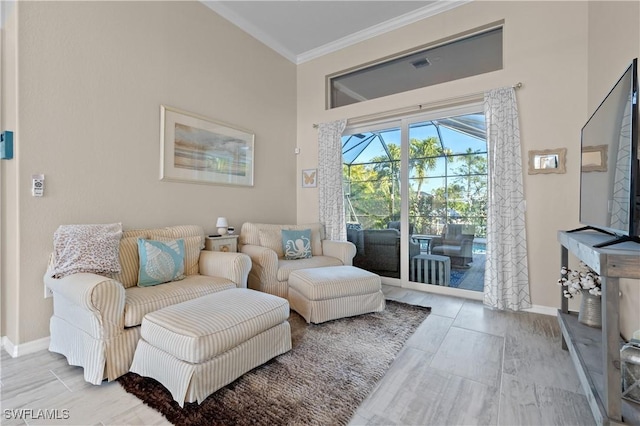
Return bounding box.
[216,217,229,235]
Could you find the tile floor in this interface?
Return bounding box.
[350,285,595,425]
[1,285,595,425]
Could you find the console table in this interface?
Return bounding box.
[557,230,640,425]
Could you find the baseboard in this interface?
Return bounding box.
[523,304,558,316]
[1,335,50,358]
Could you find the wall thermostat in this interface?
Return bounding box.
[32,174,45,197]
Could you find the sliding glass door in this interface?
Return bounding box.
[343,103,487,292]
[343,123,403,279]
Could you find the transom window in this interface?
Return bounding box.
[329,26,503,108]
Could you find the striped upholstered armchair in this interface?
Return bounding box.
[44,225,251,385]
[238,222,356,299]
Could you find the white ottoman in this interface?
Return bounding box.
[129,288,291,406]
[288,265,385,324]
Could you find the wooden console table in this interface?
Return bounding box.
[557,231,640,425]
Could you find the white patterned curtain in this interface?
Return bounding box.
[318,119,347,241]
[483,88,531,311]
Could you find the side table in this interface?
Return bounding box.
[205,235,239,253]
[410,253,450,286]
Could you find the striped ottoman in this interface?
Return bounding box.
[288,265,385,324]
[129,288,291,406]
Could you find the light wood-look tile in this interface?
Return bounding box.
[499,372,596,426]
[453,299,510,337]
[404,313,453,354]
[501,309,583,393]
[430,326,504,387]
[356,346,500,426]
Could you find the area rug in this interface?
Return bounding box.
[448,269,467,288]
[118,300,431,426]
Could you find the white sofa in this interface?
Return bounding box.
[239,222,356,299]
[44,225,251,385]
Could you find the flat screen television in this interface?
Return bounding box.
[577,58,639,248]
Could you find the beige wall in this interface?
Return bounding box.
[0,1,297,344]
[587,1,640,340]
[296,1,590,309]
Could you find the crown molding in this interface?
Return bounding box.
[296,1,471,64]
[203,1,471,65]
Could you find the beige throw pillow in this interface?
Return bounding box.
[51,223,123,279]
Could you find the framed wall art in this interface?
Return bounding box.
[160,105,254,186]
[302,169,317,188]
[528,148,567,175]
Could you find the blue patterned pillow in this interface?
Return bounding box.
[281,229,312,260]
[137,238,185,287]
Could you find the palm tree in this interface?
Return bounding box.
[451,148,488,236]
[369,144,401,225]
[408,137,451,232]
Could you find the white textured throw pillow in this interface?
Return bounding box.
[51,223,123,278]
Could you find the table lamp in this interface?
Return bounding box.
[216,217,228,235]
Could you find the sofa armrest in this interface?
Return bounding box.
[44,272,125,338]
[198,251,251,288]
[239,244,278,280]
[322,240,356,265]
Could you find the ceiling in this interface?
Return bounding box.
[202,1,469,64]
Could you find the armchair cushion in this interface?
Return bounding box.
[51,223,123,278]
[112,236,143,288]
[137,238,185,287]
[259,228,286,257]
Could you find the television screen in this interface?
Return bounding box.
[579,58,639,246]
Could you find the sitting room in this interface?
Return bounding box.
[2,1,639,425]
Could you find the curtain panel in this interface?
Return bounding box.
[483,88,531,311]
[317,120,347,241]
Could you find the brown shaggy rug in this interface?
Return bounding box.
[118,300,431,426]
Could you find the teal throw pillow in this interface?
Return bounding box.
[282,229,312,260]
[137,238,185,287]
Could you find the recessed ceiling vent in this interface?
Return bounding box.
[411,58,431,69]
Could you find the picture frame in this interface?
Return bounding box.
[160,105,254,186]
[302,169,317,188]
[581,145,608,172]
[528,148,567,175]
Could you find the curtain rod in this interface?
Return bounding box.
[312,82,523,128]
